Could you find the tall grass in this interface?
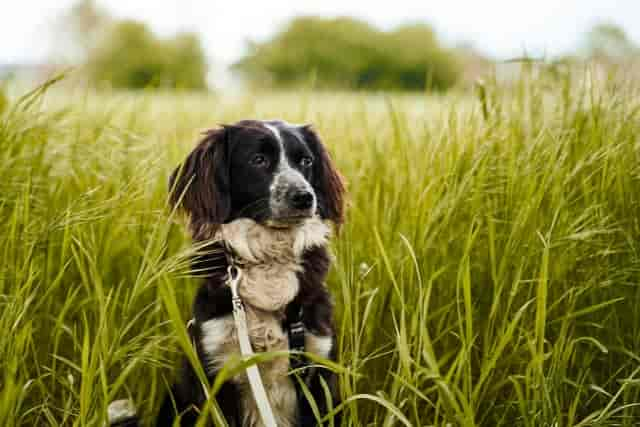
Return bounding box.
[1,65,640,426]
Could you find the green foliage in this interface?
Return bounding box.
[87,20,208,90]
[234,17,460,91]
[2,68,640,425]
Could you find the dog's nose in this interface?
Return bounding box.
[290,190,314,210]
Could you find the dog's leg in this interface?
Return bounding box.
[294,335,341,427]
[157,283,240,426]
[156,358,204,427]
[295,292,342,426]
[303,364,342,427]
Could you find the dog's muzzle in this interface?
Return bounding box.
[269,168,316,222]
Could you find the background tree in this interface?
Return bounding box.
[87,20,207,90]
[234,17,460,91]
[57,1,208,90]
[164,34,209,90]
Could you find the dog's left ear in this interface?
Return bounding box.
[168,127,231,235]
[299,125,346,227]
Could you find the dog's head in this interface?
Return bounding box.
[169,120,345,237]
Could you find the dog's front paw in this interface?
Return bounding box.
[106,399,139,427]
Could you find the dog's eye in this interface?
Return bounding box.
[250,154,269,167]
[300,156,313,168]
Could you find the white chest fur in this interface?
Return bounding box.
[200,217,332,427]
[218,217,329,311]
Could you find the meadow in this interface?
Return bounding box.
[1,66,640,426]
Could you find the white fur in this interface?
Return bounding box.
[264,123,283,143]
[211,217,329,313]
[219,217,329,261]
[306,333,333,359]
[198,217,332,427]
[239,376,297,427]
[264,122,293,182]
[293,218,330,256]
[107,399,136,424]
[264,122,291,174]
[201,315,234,366]
[264,122,316,219]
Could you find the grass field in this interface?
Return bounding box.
[1,66,640,426]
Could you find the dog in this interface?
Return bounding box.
[109,120,344,427]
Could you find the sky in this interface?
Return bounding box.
[2,0,640,66]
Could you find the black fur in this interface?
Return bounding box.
[111,120,344,427]
[156,246,340,427]
[168,121,345,239]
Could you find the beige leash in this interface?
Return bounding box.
[227,265,278,427]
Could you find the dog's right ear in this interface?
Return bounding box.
[298,125,346,227]
[168,127,231,231]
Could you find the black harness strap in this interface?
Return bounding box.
[285,301,307,370]
[284,301,320,425]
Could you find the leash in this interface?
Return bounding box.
[226,264,278,427]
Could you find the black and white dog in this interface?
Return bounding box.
[110,120,344,427]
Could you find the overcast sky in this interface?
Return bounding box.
[2,0,640,66]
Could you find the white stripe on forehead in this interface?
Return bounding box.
[263,123,283,144]
[263,121,315,211]
[263,123,291,170]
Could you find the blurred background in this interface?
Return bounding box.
[1,0,639,92]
